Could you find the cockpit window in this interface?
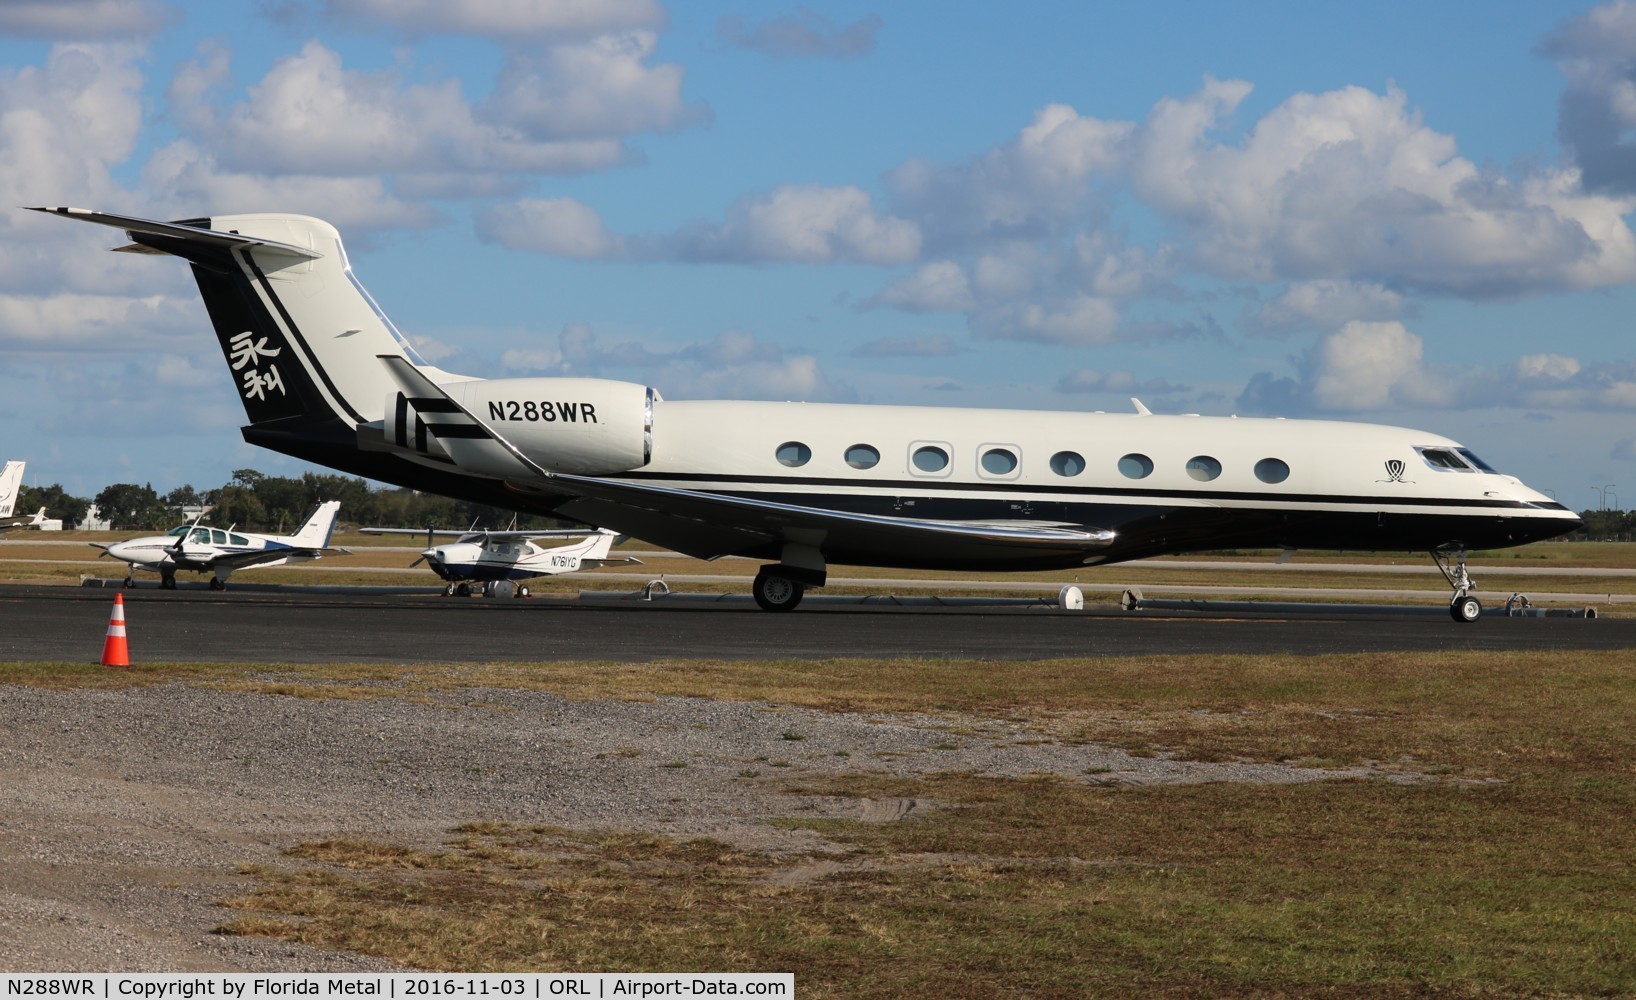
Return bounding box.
[1455,448,1498,473]
[166,526,188,538]
[1417,447,1472,472]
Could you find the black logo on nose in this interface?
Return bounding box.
[1380,459,1411,483]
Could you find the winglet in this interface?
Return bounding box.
[1131,397,1152,416]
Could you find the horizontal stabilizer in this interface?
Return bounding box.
[26,207,322,260]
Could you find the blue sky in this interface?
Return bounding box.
[4,0,1636,511]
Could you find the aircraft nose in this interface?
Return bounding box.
[421,547,453,580]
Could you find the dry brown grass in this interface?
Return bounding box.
[9,648,1630,994]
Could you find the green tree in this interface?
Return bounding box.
[163,484,204,508]
[206,485,266,532]
[17,484,90,528]
[250,475,308,532]
[94,483,169,530]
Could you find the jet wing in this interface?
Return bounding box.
[374,356,1118,564]
[546,471,1115,561]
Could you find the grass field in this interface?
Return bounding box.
[7,651,1635,996]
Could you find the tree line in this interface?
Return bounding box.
[1570,508,1636,542]
[17,469,573,533]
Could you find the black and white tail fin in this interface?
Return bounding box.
[28,208,426,430]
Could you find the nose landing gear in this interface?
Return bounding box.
[1433,548,1481,623]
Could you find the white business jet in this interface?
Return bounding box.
[359,526,636,597]
[0,460,48,534]
[35,207,1581,619]
[92,500,343,590]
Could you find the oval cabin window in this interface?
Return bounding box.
[981,448,1018,476]
[1254,458,1290,484]
[912,445,949,473]
[1118,453,1153,479]
[1050,451,1085,477]
[1187,456,1222,482]
[845,444,880,470]
[776,442,811,468]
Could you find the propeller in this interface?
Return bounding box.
[409,523,435,568]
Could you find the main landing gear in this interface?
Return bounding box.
[752,544,825,611]
[752,570,806,612]
[1433,548,1481,623]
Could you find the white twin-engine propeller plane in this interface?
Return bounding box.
[92,500,343,590]
[0,460,48,534]
[36,207,1581,619]
[359,525,637,597]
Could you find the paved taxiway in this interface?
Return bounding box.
[0,583,1630,663]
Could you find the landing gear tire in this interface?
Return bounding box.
[1432,548,1482,625]
[121,577,135,589]
[160,574,176,590]
[752,572,805,612]
[455,583,473,597]
[515,584,531,599]
[209,578,226,592]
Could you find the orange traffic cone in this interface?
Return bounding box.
[101,592,130,668]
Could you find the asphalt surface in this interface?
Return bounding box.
[0,582,1629,663]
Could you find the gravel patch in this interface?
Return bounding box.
[0,682,1400,971]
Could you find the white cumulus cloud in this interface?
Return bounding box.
[658,184,921,264]
[323,0,666,39]
[476,197,624,257]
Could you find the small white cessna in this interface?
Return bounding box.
[92,500,343,590]
[0,461,48,534]
[37,207,1583,620]
[359,525,636,597]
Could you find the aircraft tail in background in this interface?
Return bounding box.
[284,500,342,548]
[0,461,23,518]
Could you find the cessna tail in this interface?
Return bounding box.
[37,207,1582,618]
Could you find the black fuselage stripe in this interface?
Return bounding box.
[242,250,366,424]
[614,472,1544,511]
[427,424,491,439]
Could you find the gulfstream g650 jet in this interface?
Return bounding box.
[34,208,1579,618]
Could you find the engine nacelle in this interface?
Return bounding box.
[382,376,655,477]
